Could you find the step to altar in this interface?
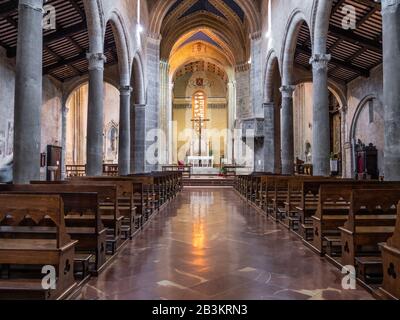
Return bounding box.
[183,175,235,187]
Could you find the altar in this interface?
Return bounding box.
[187,156,214,168]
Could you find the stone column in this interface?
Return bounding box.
[131,104,146,173]
[86,52,106,176]
[264,102,276,173]
[310,54,331,176]
[280,85,295,175]
[13,0,43,184]
[340,106,348,178]
[145,36,160,172]
[250,33,263,117]
[61,97,68,180]
[227,81,236,163]
[168,81,174,164]
[118,85,132,176]
[382,0,400,181]
[159,60,169,165]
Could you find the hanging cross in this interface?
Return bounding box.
[191,118,210,156]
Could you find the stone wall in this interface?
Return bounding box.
[144,37,160,171]
[344,65,384,177]
[0,49,63,181]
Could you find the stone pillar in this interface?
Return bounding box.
[250,33,263,117]
[61,97,68,180]
[168,81,174,164]
[340,106,348,178]
[132,104,146,173]
[264,102,276,173]
[118,85,132,176]
[159,60,170,165]
[280,85,295,175]
[382,0,400,181]
[13,0,43,184]
[235,63,251,119]
[86,52,106,176]
[310,54,331,176]
[227,81,236,164]
[145,36,160,172]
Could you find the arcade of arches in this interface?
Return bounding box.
[0,0,400,301]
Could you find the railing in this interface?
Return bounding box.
[66,164,119,177]
[66,165,86,178]
[103,164,119,176]
[223,165,246,177]
[162,165,192,178]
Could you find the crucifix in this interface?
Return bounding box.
[191,118,210,156]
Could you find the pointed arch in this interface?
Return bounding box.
[106,10,131,86]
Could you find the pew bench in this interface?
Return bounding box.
[339,189,400,284]
[0,186,109,275]
[355,256,383,284]
[0,195,77,300]
[379,201,400,300]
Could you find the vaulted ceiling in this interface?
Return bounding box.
[160,0,250,64]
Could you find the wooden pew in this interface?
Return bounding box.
[339,189,399,283]
[311,184,351,256]
[298,180,400,242]
[311,183,400,257]
[23,183,122,256]
[270,176,291,221]
[0,185,110,274]
[0,194,77,300]
[379,202,400,300]
[281,178,304,230]
[67,178,140,240]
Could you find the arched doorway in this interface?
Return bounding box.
[350,96,384,178]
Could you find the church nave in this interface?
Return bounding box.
[79,188,372,300]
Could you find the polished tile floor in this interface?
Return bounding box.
[79,188,373,300]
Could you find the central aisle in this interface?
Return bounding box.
[80,188,373,300]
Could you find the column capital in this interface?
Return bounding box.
[280,85,296,98]
[134,104,146,109]
[235,62,250,72]
[263,102,275,109]
[87,52,107,71]
[310,54,331,71]
[249,31,262,41]
[381,0,400,14]
[339,105,349,114]
[228,81,236,88]
[19,0,43,12]
[120,85,132,96]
